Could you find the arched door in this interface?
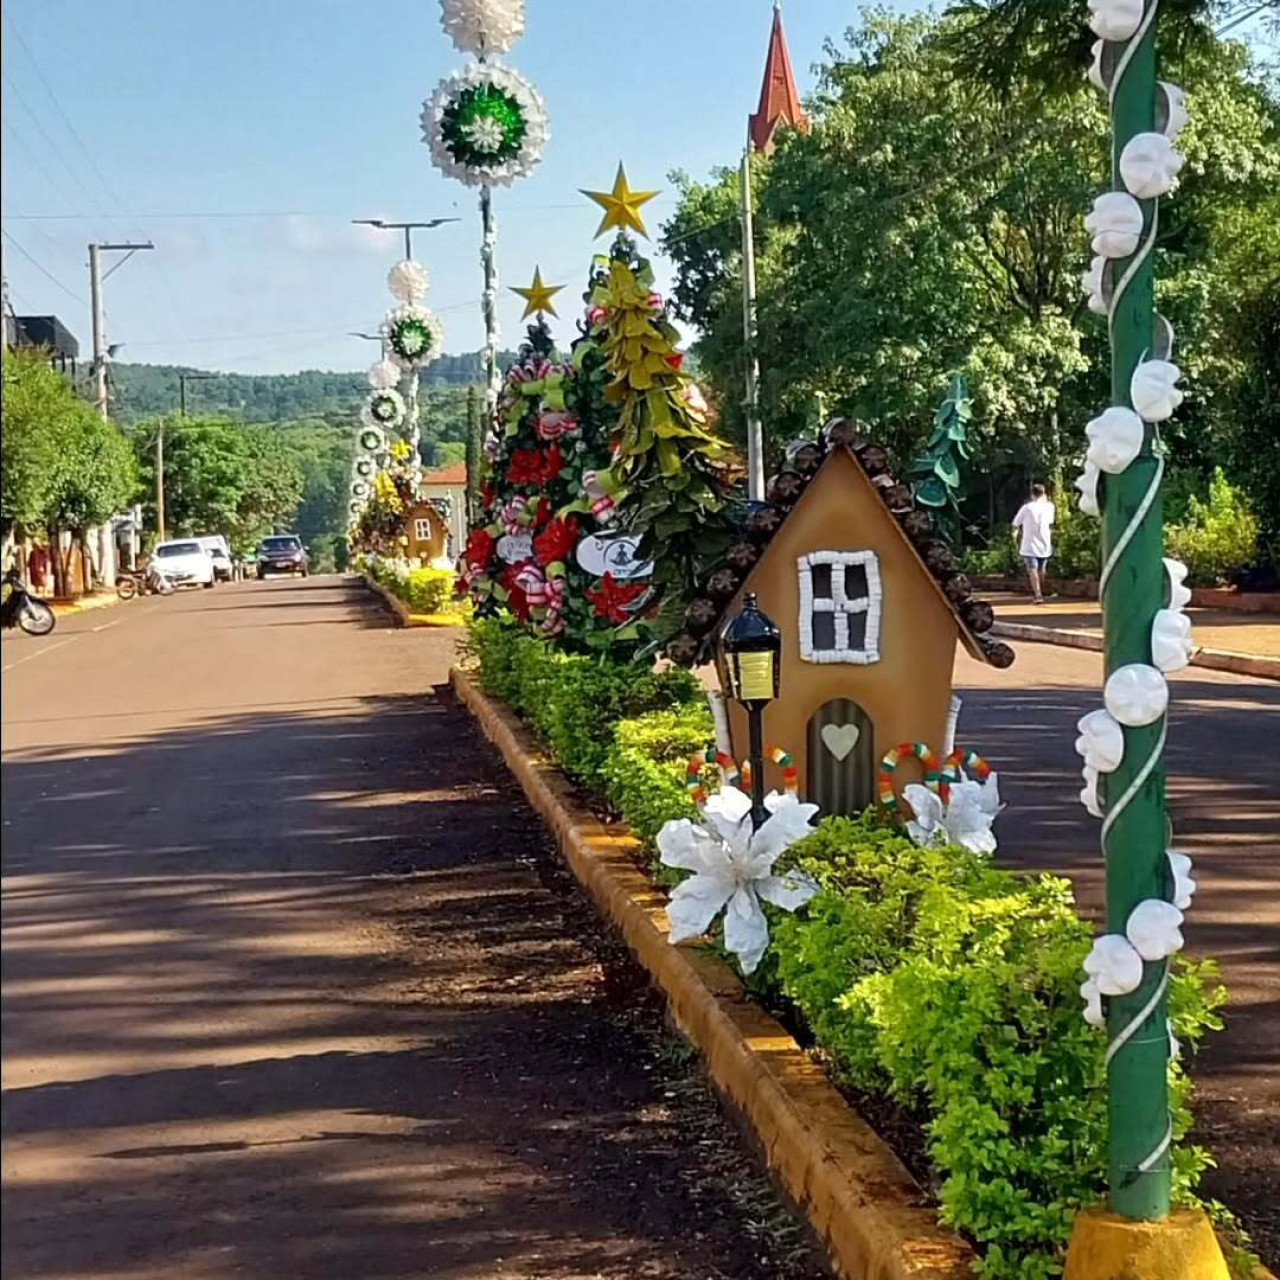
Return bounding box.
[806,698,875,817]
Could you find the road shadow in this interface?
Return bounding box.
[1,690,826,1280]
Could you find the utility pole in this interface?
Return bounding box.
[88,240,153,420]
[157,372,216,542]
[740,136,764,501]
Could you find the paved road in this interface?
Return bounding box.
[2,577,827,1280]
[955,643,1279,1261]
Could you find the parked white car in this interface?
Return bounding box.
[151,539,216,588]
[196,534,233,582]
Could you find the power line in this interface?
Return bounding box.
[1,119,89,217]
[1,226,87,305]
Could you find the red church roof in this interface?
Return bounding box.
[748,3,809,154]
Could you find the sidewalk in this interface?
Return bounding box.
[986,592,1280,679]
[49,589,124,617]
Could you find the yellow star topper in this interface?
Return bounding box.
[581,163,660,240]
[510,266,564,320]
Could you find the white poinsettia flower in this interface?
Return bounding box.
[1087,0,1144,41]
[1082,255,1110,316]
[1080,764,1104,818]
[904,774,1003,855]
[1168,850,1197,911]
[1084,933,1144,996]
[1075,708,1125,773]
[657,787,819,975]
[1075,460,1102,516]
[1130,359,1183,422]
[1086,406,1145,474]
[1085,191,1144,259]
[1151,608,1194,673]
[1159,82,1189,141]
[1126,898,1185,960]
[439,0,525,55]
[387,259,429,305]
[1164,557,1193,610]
[1120,132,1184,199]
[1105,663,1169,727]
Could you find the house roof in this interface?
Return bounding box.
[749,3,810,154]
[420,463,468,486]
[662,419,1015,670]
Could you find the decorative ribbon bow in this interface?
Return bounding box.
[536,410,579,441]
[582,469,620,523]
[500,496,530,535]
[514,563,550,607]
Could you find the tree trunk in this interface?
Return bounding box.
[51,528,71,598]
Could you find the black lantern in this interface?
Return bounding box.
[719,592,782,830]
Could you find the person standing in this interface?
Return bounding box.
[1012,483,1055,604]
[27,541,51,593]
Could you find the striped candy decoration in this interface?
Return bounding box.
[739,746,799,797]
[878,742,942,815]
[941,748,993,801]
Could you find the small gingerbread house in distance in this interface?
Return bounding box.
[403,499,450,564]
[669,420,1015,816]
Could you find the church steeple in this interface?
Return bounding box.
[748,2,809,154]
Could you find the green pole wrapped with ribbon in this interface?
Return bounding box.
[1067,2,1228,1270]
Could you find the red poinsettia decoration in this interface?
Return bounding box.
[506,443,565,488]
[534,515,579,567]
[499,565,531,622]
[586,573,647,625]
[464,526,496,570]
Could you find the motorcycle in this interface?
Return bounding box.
[116,564,175,599]
[1,569,57,636]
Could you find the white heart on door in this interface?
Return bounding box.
[821,723,861,761]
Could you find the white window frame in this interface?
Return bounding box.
[413,517,434,543]
[797,550,882,664]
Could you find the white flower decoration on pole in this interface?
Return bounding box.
[1105,663,1169,727]
[382,304,445,369]
[1076,709,1125,773]
[1080,764,1104,818]
[1082,255,1110,317]
[439,0,525,55]
[1158,82,1189,141]
[1075,459,1102,516]
[1126,899,1185,960]
[1080,934,1144,1027]
[1168,851,1196,911]
[1119,132,1184,199]
[1151,608,1194,673]
[1165,557,1193,610]
[361,387,407,431]
[388,259,429,305]
[368,358,402,390]
[1086,192,1144,258]
[1089,39,1109,92]
[1130,359,1183,422]
[903,774,1003,855]
[1087,0,1144,41]
[1086,406,1145,474]
[657,787,819,975]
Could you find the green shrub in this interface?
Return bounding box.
[1048,499,1101,581]
[771,816,1226,1279]
[601,705,713,847]
[1166,468,1260,586]
[362,555,458,613]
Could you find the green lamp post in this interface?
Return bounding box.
[1066,1,1228,1271]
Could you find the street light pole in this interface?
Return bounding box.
[87,240,154,421]
[351,218,458,476]
[158,373,216,542]
[740,134,765,502]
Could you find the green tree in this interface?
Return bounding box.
[2,348,72,535]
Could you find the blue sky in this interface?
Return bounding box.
[2,0,914,377]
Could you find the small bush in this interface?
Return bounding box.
[1166,468,1260,586]
[363,555,458,614]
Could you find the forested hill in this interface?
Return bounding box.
[108,350,516,425]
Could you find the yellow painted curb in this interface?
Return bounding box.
[452,664,976,1280]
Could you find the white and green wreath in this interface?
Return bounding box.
[381,304,444,369]
[421,61,548,188]
[361,387,407,431]
[358,426,387,453]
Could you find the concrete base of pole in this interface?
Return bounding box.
[1064,1207,1228,1280]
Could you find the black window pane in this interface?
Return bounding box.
[847,609,867,651]
[811,563,833,598]
[845,563,868,599]
[812,611,837,649]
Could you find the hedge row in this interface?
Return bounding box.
[462,616,1245,1279]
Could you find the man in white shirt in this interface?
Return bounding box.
[1012,483,1055,603]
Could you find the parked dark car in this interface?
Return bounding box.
[256,534,309,579]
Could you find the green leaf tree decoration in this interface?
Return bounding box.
[908,374,972,545]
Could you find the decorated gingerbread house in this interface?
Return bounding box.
[669,420,1015,816]
[403,499,451,564]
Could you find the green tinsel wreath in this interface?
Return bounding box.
[439,83,527,168]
